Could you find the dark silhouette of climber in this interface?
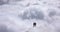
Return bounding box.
[33,22,36,27]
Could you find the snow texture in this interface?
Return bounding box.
[0,0,60,32]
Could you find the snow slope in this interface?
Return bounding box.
[0,0,60,32]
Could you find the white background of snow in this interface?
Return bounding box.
[0,0,60,32]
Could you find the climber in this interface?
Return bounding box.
[33,22,36,27]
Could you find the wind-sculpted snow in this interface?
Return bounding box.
[49,10,56,17]
[19,8,44,20]
[0,0,60,32]
[48,9,56,17]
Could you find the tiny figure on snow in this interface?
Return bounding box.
[33,22,36,27]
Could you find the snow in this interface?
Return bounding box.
[0,0,60,32]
